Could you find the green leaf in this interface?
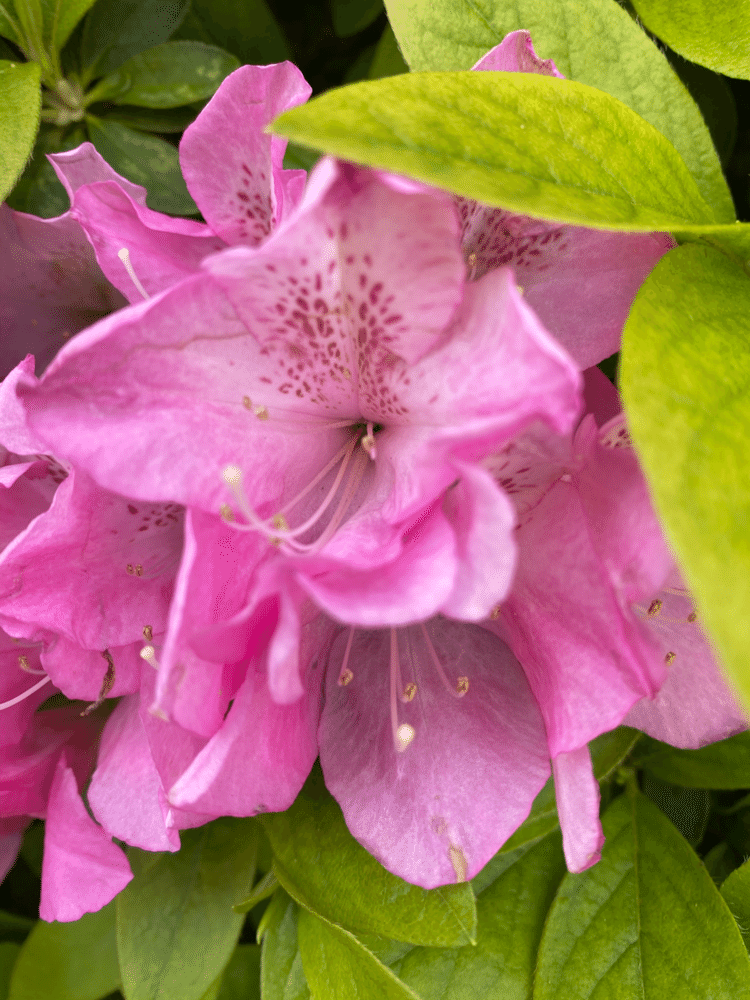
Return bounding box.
[395,832,565,1000]
[722,860,750,950]
[13,0,45,63]
[216,945,260,1000]
[116,818,258,1000]
[86,116,196,214]
[635,732,750,788]
[297,909,422,1000]
[331,0,382,38]
[6,122,85,216]
[0,943,19,1000]
[640,774,711,846]
[258,892,311,1000]
[368,22,408,79]
[80,0,189,81]
[39,0,97,52]
[0,912,33,944]
[0,5,21,46]
[87,40,239,108]
[262,769,476,949]
[91,103,198,133]
[534,789,750,998]
[630,0,750,80]
[171,0,289,65]
[382,0,734,222]
[8,902,120,1000]
[233,870,279,915]
[271,72,714,230]
[621,244,750,712]
[0,59,41,202]
[670,52,737,166]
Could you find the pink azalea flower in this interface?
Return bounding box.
[462,32,675,369]
[49,62,311,305]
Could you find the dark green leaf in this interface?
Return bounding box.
[39,0,97,51]
[722,860,750,950]
[0,912,33,944]
[641,774,711,846]
[271,72,713,230]
[233,870,279,915]
[396,832,565,1000]
[8,902,120,1000]
[281,141,318,172]
[216,945,260,1000]
[382,0,734,221]
[297,909,421,1000]
[0,59,41,202]
[80,0,189,80]
[172,0,289,66]
[0,5,21,46]
[635,732,750,788]
[116,818,258,1000]
[368,22,408,79]
[630,0,750,80]
[262,769,476,949]
[86,116,196,214]
[621,244,750,713]
[670,52,737,166]
[87,40,238,108]
[534,789,750,998]
[6,122,85,216]
[91,103,198,133]
[704,842,740,887]
[331,0,382,38]
[258,892,311,1000]
[0,943,19,1000]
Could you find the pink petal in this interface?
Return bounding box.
[319,619,550,888]
[552,745,604,872]
[180,63,312,245]
[88,695,179,852]
[39,758,132,922]
[0,820,25,882]
[41,638,141,702]
[48,142,148,205]
[471,30,564,75]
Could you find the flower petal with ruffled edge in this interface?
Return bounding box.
[39,757,133,922]
[318,618,550,888]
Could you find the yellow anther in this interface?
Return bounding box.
[490,605,501,620]
[338,668,354,687]
[220,503,234,521]
[665,651,676,665]
[18,655,30,672]
[395,722,416,752]
[456,676,469,696]
[687,611,697,623]
[647,599,662,617]
[134,564,143,577]
[143,625,153,642]
[361,433,376,459]
[517,285,525,295]
[242,395,252,410]
[343,368,351,380]
[254,405,269,420]
[403,682,417,702]
[271,514,289,532]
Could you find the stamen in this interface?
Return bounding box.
[117,248,150,301]
[489,605,501,620]
[126,563,144,577]
[402,682,417,702]
[467,252,477,280]
[143,625,153,642]
[361,422,377,460]
[647,599,662,616]
[0,675,51,710]
[687,611,697,623]
[337,628,355,687]
[390,630,415,752]
[80,649,116,716]
[220,504,234,521]
[665,651,676,665]
[420,623,467,698]
[140,645,160,670]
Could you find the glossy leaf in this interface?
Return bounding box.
[395,833,565,1000]
[88,40,239,108]
[216,945,261,1000]
[635,732,750,789]
[6,123,86,217]
[39,0,98,51]
[382,0,734,221]
[262,769,477,949]
[621,244,750,713]
[722,860,750,950]
[0,59,41,203]
[91,104,198,133]
[86,116,197,214]
[233,870,279,915]
[368,22,408,79]
[297,910,421,1000]
[534,789,750,998]
[631,0,750,80]
[259,892,311,1000]
[80,0,189,80]
[8,902,120,1000]
[0,6,21,45]
[116,819,257,1000]
[172,0,289,65]
[271,72,713,230]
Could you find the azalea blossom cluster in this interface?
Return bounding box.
[0,31,745,921]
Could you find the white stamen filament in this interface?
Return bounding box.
[420,623,467,698]
[337,628,356,686]
[390,630,415,752]
[0,675,51,710]
[361,422,377,460]
[117,248,150,301]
